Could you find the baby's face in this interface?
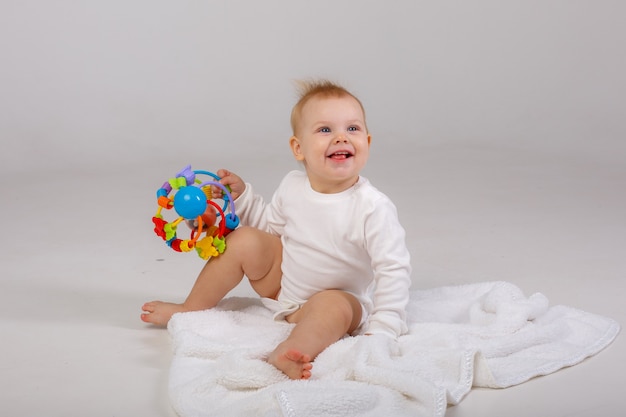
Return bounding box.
[290,95,370,194]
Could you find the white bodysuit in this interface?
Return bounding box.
[234,170,412,338]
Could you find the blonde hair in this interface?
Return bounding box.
[290,79,367,136]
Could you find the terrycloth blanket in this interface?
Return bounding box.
[167,281,619,417]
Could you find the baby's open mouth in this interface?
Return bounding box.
[328,151,353,160]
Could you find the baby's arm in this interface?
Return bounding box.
[364,199,412,338]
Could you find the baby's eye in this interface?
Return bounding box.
[348,126,360,132]
[319,127,331,133]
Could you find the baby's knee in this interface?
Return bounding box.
[227,226,274,249]
[225,225,256,242]
[310,290,362,330]
[225,226,282,266]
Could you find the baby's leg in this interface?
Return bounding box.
[267,290,362,380]
[141,226,283,326]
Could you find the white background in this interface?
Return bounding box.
[1,1,624,416]
[2,1,624,175]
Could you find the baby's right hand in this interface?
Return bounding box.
[215,169,246,201]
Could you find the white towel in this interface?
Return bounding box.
[167,281,619,417]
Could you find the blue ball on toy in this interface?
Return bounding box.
[173,186,208,220]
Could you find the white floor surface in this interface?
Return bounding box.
[1,145,624,416]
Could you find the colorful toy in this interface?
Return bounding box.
[152,165,240,260]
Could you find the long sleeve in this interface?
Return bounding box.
[231,181,286,236]
[362,196,412,338]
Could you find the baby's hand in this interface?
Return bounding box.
[215,169,246,201]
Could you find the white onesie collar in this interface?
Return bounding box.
[303,175,367,200]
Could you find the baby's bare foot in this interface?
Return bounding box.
[141,301,186,326]
[268,347,313,380]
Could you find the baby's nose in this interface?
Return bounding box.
[334,134,348,143]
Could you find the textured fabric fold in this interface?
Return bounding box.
[168,282,619,417]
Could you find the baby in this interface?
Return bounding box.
[142,80,412,380]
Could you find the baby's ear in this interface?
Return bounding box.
[289,136,305,161]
